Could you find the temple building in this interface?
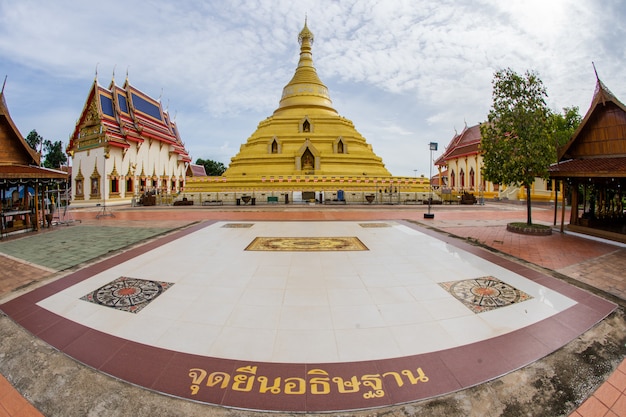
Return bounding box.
[185,21,430,204]
[435,123,557,203]
[549,76,626,242]
[67,75,191,206]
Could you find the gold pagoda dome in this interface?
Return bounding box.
[276,19,336,116]
[221,20,392,181]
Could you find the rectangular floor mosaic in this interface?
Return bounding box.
[80,276,174,313]
[245,237,368,251]
[359,223,391,228]
[439,276,532,313]
[221,223,254,228]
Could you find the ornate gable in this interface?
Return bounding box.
[559,79,626,160]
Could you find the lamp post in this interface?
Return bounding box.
[424,142,438,219]
[96,148,114,219]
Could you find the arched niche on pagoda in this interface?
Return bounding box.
[333,136,347,154]
[295,139,320,173]
[299,116,313,133]
[267,136,282,154]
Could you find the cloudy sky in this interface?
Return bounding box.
[0,0,624,177]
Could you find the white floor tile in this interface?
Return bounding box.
[36,220,576,363]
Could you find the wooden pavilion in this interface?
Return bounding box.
[0,87,68,236]
[549,76,626,243]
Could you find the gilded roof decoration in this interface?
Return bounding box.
[68,78,191,163]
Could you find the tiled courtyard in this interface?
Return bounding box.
[0,203,624,416]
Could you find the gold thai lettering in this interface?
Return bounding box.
[361,374,384,398]
[308,369,331,394]
[382,371,404,387]
[189,368,207,395]
[206,371,230,389]
[284,377,306,394]
[332,375,361,393]
[232,366,257,392]
[187,365,429,398]
[257,376,281,394]
[401,368,429,384]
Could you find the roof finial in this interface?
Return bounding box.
[299,15,313,46]
[126,66,130,82]
[112,64,116,82]
[1,75,6,94]
[95,63,99,82]
[592,61,600,82]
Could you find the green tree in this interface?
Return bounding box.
[42,140,68,168]
[25,129,43,151]
[195,158,226,176]
[549,106,582,151]
[480,68,553,225]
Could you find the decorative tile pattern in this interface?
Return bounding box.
[80,277,174,313]
[222,223,254,228]
[245,237,368,251]
[359,223,391,228]
[439,276,532,313]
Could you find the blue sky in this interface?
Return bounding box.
[1,0,624,177]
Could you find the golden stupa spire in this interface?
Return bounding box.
[275,18,336,115]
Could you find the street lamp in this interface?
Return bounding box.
[424,142,438,219]
[96,148,115,219]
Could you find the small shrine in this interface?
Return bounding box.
[549,75,626,242]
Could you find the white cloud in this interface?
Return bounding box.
[0,0,623,176]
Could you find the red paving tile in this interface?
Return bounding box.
[0,375,42,417]
[576,396,609,417]
[595,382,622,409]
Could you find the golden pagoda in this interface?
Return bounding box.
[186,21,430,204]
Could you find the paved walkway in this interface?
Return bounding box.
[0,203,624,416]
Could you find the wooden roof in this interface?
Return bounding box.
[550,78,626,179]
[0,91,40,166]
[0,90,67,182]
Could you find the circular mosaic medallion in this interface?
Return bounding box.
[82,277,173,313]
[444,276,531,313]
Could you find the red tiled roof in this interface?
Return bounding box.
[436,124,482,166]
[187,164,207,177]
[0,164,69,179]
[68,79,191,162]
[549,157,626,178]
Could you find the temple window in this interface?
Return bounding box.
[337,140,344,153]
[110,178,119,194]
[126,177,134,193]
[75,179,84,197]
[302,119,310,132]
[460,169,465,188]
[271,139,278,154]
[90,177,100,197]
[450,170,456,188]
